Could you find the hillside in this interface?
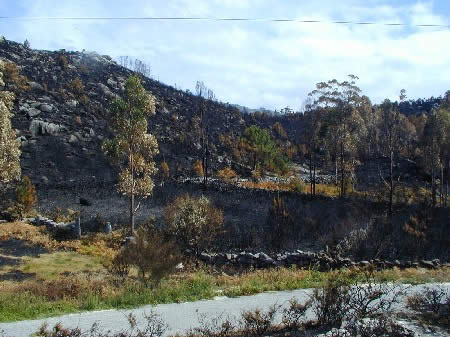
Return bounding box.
[0,37,254,189]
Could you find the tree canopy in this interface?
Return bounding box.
[103,75,159,234]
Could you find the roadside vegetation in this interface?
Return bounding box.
[19,270,450,337]
[0,221,449,322]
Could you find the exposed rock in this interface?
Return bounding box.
[39,104,54,113]
[29,120,64,136]
[28,81,43,91]
[26,108,41,118]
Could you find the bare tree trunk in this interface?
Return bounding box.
[389,150,393,217]
[313,151,316,196]
[446,159,449,208]
[340,142,345,198]
[440,163,444,207]
[130,154,135,235]
[335,155,338,186]
[431,114,436,208]
[204,136,209,189]
[309,149,313,196]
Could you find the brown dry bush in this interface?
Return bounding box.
[160,161,170,180]
[34,311,167,337]
[217,167,237,182]
[192,313,236,337]
[310,272,351,327]
[281,297,312,329]
[192,160,204,177]
[69,77,84,96]
[59,55,69,70]
[406,285,450,327]
[17,277,107,301]
[239,305,279,337]
[2,61,30,91]
[14,175,37,217]
[113,224,181,287]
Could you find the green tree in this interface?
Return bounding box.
[103,75,159,234]
[308,75,366,197]
[241,125,288,174]
[0,60,21,184]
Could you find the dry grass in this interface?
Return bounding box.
[0,222,80,251]
[0,222,122,259]
[240,180,292,192]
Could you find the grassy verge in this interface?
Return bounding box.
[1,265,449,322]
[1,222,449,322]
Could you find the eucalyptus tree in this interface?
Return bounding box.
[307,75,366,197]
[0,60,21,184]
[103,75,159,234]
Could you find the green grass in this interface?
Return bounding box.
[1,258,449,322]
[19,251,105,280]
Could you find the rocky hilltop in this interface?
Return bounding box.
[0,37,252,190]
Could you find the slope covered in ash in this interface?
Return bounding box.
[0,37,249,189]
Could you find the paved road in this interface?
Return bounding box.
[1,284,449,337]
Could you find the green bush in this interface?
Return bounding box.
[164,194,224,254]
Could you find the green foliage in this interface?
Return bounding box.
[102,75,158,233]
[0,61,21,184]
[164,194,224,254]
[240,125,289,175]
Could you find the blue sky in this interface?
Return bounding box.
[0,0,449,110]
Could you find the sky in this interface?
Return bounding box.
[0,0,449,110]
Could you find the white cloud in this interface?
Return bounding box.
[1,0,449,109]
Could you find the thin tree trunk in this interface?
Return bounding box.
[440,163,444,207]
[389,149,393,217]
[340,142,345,198]
[309,148,313,196]
[446,159,449,208]
[130,154,135,235]
[313,152,316,196]
[431,114,436,207]
[335,155,338,186]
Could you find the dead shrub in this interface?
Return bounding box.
[34,311,167,337]
[69,77,84,96]
[114,223,181,287]
[160,161,170,180]
[281,297,311,329]
[340,315,415,337]
[239,305,279,337]
[2,61,30,91]
[18,277,107,301]
[59,55,69,70]
[14,175,37,218]
[108,249,131,278]
[46,207,78,223]
[192,313,236,337]
[192,159,204,177]
[406,285,450,327]
[217,167,237,182]
[310,272,351,327]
